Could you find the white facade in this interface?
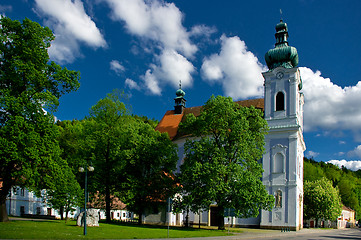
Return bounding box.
[6,187,80,219]
[6,187,134,222]
[260,67,305,230]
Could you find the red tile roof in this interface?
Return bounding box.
[156,98,264,140]
[155,110,184,140]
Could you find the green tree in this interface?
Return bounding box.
[43,164,83,221]
[120,119,178,224]
[41,120,87,221]
[86,92,128,223]
[338,176,359,211]
[0,17,80,222]
[303,158,326,182]
[178,95,274,230]
[83,91,178,224]
[304,177,342,226]
[323,164,341,186]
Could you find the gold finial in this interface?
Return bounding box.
[179,80,182,89]
[280,9,283,21]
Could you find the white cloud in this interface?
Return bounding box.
[142,69,162,95]
[125,78,140,90]
[35,0,106,63]
[327,159,361,171]
[190,24,217,38]
[156,49,195,88]
[141,49,195,95]
[104,0,197,95]
[339,141,346,145]
[348,145,361,158]
[306,151,320,158]
[300,67,361,134]
[201,35,266,100]
[105,0,196,58]
[110,60,125,75]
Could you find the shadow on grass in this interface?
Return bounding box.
[98,220,220,232]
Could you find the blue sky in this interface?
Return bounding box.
[2,0,361,170]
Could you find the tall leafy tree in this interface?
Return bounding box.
[86,91,128,223]
[304,177,342,226]
[0,17,80,222]
[43,164,83,221]
[120,119,178,224]
[83,91,178,224]
[41,120,87,221]
[178,95,274,230]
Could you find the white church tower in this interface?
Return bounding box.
[260,19,306,231]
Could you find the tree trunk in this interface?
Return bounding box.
[59,206,64,220]
[217,205,225,230]
[198,210,201,229]
[137,212,142,225]
[185,209,189,227]
[65,210,69,223]
[105,140,111,223]
[105,184,111,223]
[0,202,9,222]
[0,178,11,222]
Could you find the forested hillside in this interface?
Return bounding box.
[304,158,361,218]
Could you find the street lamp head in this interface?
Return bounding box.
[79,167,85,173]
[88,166,94,172]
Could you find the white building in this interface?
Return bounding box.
[6,187,79,219]
[154,19,305,230]
[6,187,134,222]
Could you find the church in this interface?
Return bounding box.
[152,19,305,231]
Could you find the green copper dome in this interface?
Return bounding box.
[265,20,299,71]
[175,88,185,98]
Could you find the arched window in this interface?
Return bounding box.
[276,92,285,111]
[274,153,284,173]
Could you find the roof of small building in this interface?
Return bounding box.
[156,98,264,140]
[342,206,355,212]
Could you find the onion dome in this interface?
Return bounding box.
[174,81,186,114]
[175,88,185,98]
[265,20,299,71]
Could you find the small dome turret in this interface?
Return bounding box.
[175,88,185,98]
[265,20,299,71]
[174,81,186,114]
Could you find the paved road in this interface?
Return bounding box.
[241,228,361,240]
[164,228,361,240]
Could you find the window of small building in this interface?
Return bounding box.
[276,92,285,111]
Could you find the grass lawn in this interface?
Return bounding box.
[0,219,232,239]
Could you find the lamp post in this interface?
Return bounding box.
[79,165,94,236]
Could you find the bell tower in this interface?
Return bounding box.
[174,81,186,114]
[260,19,306,231]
